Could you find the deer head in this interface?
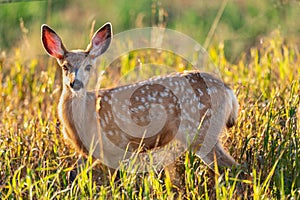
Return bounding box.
[41,23,112,94]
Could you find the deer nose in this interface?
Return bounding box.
[70,79,83,91]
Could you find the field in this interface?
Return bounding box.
[0,29,299,199]
[0,0,300,199]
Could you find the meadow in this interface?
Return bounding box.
[0,28,299,199]
[0,0,300,199]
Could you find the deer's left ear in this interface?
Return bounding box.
[87,22,112,58]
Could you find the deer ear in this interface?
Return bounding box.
[87,22,112,58]
[41,24,66,59]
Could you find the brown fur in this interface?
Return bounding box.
[41,23,239,170]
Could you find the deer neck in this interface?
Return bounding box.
[58,86,99,152]
[60,86,97,125]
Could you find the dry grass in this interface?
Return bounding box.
[0,30,299,199]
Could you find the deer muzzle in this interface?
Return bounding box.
[70,79,83,91]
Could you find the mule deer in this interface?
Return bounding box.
[41,22,239,171]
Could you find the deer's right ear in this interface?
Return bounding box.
[41,24,66,59]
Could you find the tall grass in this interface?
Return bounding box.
[0,30,299,199]
[1,0,300,62]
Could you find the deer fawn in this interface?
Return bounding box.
[41,22,239,171]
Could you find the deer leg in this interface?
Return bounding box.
[67,156,85,184]
[196,142,237,169]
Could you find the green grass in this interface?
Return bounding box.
[0,30,299,199]
[1,0,300,62]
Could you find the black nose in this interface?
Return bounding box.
[70,79,83,91]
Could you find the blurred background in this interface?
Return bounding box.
[0,0,299,62]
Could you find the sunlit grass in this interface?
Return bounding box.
[0,30,299,199]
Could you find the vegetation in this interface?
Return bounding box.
[0,0,299,199]
[0,27,299,198]
[0,0,300,60]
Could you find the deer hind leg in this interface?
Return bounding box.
[225,87,239,128]
[196,87,239,169]
[67,155,114,185]
[196,142,237,169]
[67,156,85,183]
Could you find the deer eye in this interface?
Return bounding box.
[85,65,92,72]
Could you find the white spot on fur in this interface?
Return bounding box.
[107,130,114,136]
[103,96,108,102]
[198,102,205,110]
[191,106,196,113]
[137,105,145,111]
[197,88,203,96]
[100,120,106,127]
[207,87,217,95]
[168,109,174,114]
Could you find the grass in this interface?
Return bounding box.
[0,29,299,199]
[1,0,300,62]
